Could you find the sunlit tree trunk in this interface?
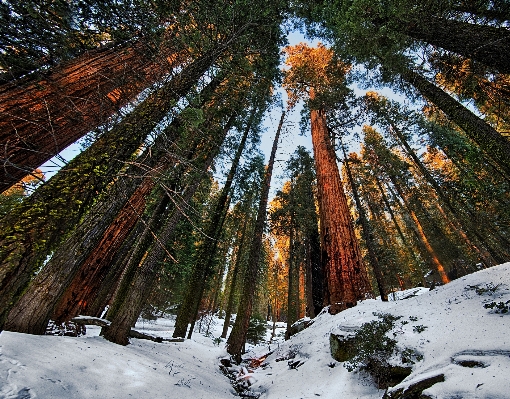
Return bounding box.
[388,179,450,285]
[2,75,224,333]
[342,146,388,301]
[386,121,500,266]
[310,107,372,314]
[4,177,155,334]
[0,48,223,331]
[0,39,183,192]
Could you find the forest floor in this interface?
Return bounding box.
[0,263,509,399]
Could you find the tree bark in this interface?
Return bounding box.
[221,216,248,339]
[400,67,510,179]
[226,112,284,362]
[0,48,222,331]
[388,178,450,285]
[311,108,372,314]
[2,72,225,333]
[85,219,147,318]
[403,16,510,74]
[285,216,297,340]
[173,112,254,338]
[0,39,183,192]
[3,177,154,334]
[102,114,236,345]
[342,146,388,301]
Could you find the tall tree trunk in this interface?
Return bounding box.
[85,219,147,318]
[173,113,255,338]
[221,216,249,339]
[46,77,225,325]
[102,115,236,345]
[342,146,388,301]
[403,16,510,74]
[4,177,155,334]
[373,176,423,272]
[310,107,372,314]
[226,112,284,362]
[0,39,183,192]
[285,217,297,340]
[383,119,501,265]
[102,190,171,323]
[308,227,323,317]
[388,179,450,284]
[400,67,510,179]
[304,236,315,317]
[0,48,223,330]
[102,184,199,345]
[2,75,224,333]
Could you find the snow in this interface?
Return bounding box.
[1,263,509,399]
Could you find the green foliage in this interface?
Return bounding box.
[344,312,401,372]
[0,0,164,81]
[412,325,427,333]
[484,300,510,314]
[401,347,424,364]
[246,315,267,345]
[466,283,501,296]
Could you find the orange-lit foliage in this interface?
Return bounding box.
[282,43,350,107]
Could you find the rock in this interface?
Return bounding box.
[383,374,445,399]
[287,318,314,338]
[365,359,412,389]
[329,333,358,362]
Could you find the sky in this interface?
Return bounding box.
[34,28,404,197]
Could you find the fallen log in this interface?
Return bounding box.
[71,316,185,343]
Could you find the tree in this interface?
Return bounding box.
[172,106,260,339]
[341,145,388,301]
[0,49,222,330]
[293,0,510,73]
[270,146,323,324]
[220,156,264,339]
[283,43,372,314]
[3,77,224,334]
[0,39,184,193]
[364,92,504,266]
[0,0,168,81]
[226,111,285,362]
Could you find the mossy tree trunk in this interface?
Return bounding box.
[0,48,222,331]
[2,74,224,334]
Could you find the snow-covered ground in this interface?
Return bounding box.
[1,263,509,399]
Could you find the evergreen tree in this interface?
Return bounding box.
[226,112,285,362]
[283,43,373,314]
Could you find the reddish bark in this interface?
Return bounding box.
[310,108,372,314]
[0,40,182,192]
[51,177,155,323]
